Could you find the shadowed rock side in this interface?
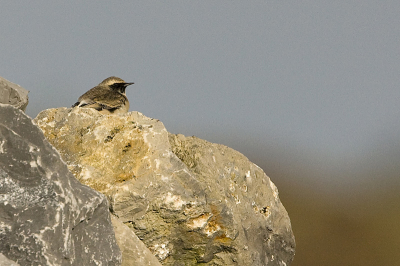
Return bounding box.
[0,104,121,266]
[111,215,163,266]
[0,77,29,112]
[34,107,296,266]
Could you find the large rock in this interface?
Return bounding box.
[168,134,296,264]
[0,104,121,266]
[0,77,29,111]
[34,107,296,265]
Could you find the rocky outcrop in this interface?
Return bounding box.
[0,77,29,112]
[168,134,295,264]
[0,104,121,266]
[34,107,296,265]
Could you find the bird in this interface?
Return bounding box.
[72,76,134,114]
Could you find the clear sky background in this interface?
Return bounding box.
[1,2,399,265]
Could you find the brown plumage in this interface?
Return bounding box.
[72,76,134,114]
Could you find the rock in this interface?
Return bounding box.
[0,77,29,111]
[34,107,209,265]
[34,107,296,265]
[111,215,163,266]
[0,104,121,266]
[168,134,296,265]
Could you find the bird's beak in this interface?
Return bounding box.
[124,82,134,87]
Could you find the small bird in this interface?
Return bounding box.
[72,76,134,114]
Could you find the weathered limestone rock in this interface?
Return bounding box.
[0,77,29,111]
[34,108,210,265]
[0,104,121,266]
[168,134,296,264]
[34,107,296,265]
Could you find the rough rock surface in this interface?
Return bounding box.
[0,253,20,266]
[168,134,296,264]
[0,104,121,266]
[111,215,163,266]
[34,107,296,265]
[0,77,29,111]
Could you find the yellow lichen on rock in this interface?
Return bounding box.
[34,108,159,194]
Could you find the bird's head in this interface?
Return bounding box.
[100,76,134,94]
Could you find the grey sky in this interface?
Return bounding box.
[1,1,399,191]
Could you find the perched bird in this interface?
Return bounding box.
[72,76,134,114]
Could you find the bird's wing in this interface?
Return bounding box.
[90,90,127,109]
[74,90,126,110]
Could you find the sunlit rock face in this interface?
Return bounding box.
[34,107,295,266]
[0,104,121,266]
[0,77,29,112]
